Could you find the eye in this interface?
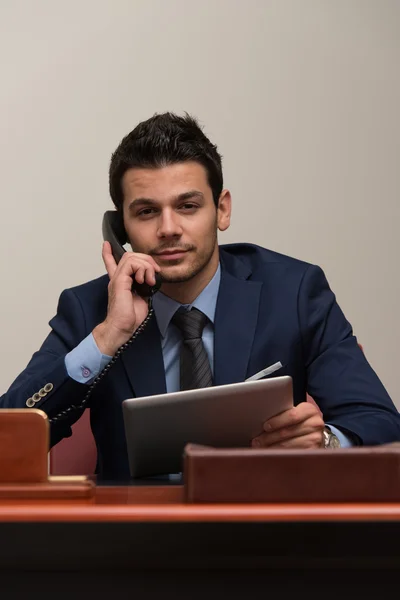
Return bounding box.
[137,207,157,218]
[179,203,198,211]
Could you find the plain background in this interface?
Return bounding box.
[0,0,399,407]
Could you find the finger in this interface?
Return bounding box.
[117,254,159,282]
[133,266,146,284]
[122,251,162,272]
[102,241,118,278]
[131,264,157,286]
[254,431,324,450]
[131,266,158,287]
[115,255,153,281]
[263,402,321,432]
[253,416,324,447]
[144,265,157,286]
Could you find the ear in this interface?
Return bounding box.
[217,189,231,232]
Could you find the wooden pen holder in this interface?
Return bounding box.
[0,409,94,501]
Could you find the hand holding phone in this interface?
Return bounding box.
[93,212,162,356]
[101,210,162,296]
[93,242,161,356]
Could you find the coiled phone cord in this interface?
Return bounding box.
[49,297,154,424]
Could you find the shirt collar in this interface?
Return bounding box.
[152,264,221,338]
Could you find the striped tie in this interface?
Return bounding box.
[172,308,213,390]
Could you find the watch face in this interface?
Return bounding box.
[330,434,341,448]
[323,428,341,448]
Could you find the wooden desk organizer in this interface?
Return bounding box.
[183,443,400,503]
[0,409,94,500]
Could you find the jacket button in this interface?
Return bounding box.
[39,388,47,397]
[32,393,41,402]
[26,398,35,408]
[44,383,53,393]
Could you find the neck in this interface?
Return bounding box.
[161,251,219,304]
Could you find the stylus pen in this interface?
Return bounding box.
[245,361,283,382]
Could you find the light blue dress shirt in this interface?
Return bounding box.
[65,264,352,447]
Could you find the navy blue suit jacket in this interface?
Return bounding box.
[1,244,399,480]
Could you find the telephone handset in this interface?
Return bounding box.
[102,210,162,297]
[48,211,161,426]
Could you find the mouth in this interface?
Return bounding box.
[155,250,188,261]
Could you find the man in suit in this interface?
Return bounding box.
[1,112,399,480]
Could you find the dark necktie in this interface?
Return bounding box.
[171,308,213,390]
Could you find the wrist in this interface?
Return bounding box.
[92,321,133,356]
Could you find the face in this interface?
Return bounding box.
[121,161,231,287]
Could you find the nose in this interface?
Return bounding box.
[157,208,183,239]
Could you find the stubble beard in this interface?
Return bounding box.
[157,229,218,285]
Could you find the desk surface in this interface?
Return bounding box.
[1,485,400,522]
[1,485,400,574]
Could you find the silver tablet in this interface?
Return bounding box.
[122,376,293,478]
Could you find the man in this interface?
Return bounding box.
[1,113,399,480]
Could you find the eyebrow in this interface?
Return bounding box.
[128,190,204,211]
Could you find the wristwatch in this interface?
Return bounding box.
[323,426,341,449]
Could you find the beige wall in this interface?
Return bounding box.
[0,0,399,405]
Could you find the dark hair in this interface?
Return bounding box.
[109,112,223,210]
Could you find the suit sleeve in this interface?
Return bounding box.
[0,288,93,446]
[298,264,400,445]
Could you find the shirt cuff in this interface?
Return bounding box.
[327,424,354,448]
[65,333,112,384]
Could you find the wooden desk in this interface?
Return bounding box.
[1,485,400,596]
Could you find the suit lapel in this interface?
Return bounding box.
[121,313,167,398]
[119,250,262,394]
[214,254,262,385]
